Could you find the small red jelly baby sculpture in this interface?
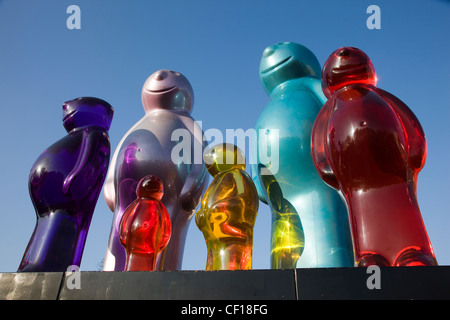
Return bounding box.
[119,175,171,271]
[311,47,437,267]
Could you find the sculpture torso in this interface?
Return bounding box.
[119,175,171,271]
[254,78,353,268]
[316,84,437,266]
[115,110,194,212]
[104,109,205,271]
[196,148,259,271]
[30,127,110,215]
[19,126,110,272]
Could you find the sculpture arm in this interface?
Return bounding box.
[104,118,145,211]
[103,166,116,211]
[179,163,207,214]
[250,119,271,204]
[250,158,268,204]
[375,88,426,171]
[311,100,339,190]
[302,76,327,106]
[63,129,109,200]
[302,77,340,188]
[179,118,208,213]
[210,196,248,238]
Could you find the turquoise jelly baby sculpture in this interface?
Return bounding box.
[250,42,354,268]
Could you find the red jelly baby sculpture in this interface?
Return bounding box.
[311,47,437,267]
[119,175,171,271]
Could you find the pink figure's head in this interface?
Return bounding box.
[136,175,164,201]
[141,70,194,113]
[321,47,377,99]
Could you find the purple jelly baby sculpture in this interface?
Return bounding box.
[103,70,207,271]
[18,97,114,272]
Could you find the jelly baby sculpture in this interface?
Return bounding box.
[18,97,113,272]
[195,143,259,270]
[250,42,353,269]
[311,47,437,267]
[103,70,207,271]
[119,175,171,271]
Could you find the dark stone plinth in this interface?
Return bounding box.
[58,269,296,300]
[1,266,449,300]
[0,272,63,300]
[296,266,450,300]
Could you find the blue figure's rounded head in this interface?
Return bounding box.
[259,42,322,95]
[63,97,114,133]
[141,70,194,114]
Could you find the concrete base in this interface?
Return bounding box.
[1,266,449,300]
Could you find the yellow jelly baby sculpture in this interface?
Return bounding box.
[195,143,259,270]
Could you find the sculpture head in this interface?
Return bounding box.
[136,175,164,201]
[141,69,194,113]
[62,97,114,132]
[321,47,377,99]
[204,143,246,177]
[259,42,322,95]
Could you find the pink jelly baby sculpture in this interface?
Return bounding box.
[119,175,171,271]
[311,47,437,267]
[103,70,206,271]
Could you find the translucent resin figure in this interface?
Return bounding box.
[195,143,259,270]
[311,47,437,267]
[18,97,113,272]
[251,42,353,269]
[103,70,207,271]
[119,175,171,271]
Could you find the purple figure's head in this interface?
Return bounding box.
[141,70,194,114]
[322,47,377,99]
[63,97,114,132]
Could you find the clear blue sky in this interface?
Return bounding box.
[0,0,448,272]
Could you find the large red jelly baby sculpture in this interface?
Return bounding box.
[311,47,437,267]
[18,97,113,272]
[119,175,171,271]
